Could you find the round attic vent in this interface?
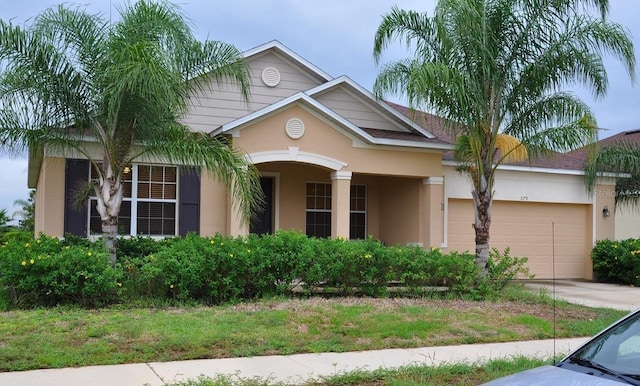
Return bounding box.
[261,67,281,87]
[285,118,305,139]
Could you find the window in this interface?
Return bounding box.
[89,165,178,236]
[306,182,331,238]
[350,185,366,240]
[305,182,367,240]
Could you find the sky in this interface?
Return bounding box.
[0,0,638,223]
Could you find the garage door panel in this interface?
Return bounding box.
[447,199,591,279]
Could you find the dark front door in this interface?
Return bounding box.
[250,177,274,235]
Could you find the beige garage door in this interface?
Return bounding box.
[447,199,591,279]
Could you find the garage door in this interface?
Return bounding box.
[447,199,591,279]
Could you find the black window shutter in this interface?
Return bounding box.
[179,167,200,235]
[64,159,89,236]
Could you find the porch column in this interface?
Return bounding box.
[421,176,444,248]
[331,171,352,239]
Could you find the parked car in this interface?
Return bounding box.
[483,309,640,385]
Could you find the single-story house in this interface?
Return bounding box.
[29,40,617,280]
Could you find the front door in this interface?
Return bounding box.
[250,177,274,235]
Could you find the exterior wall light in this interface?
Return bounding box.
[602,206,610,217]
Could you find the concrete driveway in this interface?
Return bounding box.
[523,280,640,311]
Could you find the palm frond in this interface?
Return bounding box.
[495,134,528,163]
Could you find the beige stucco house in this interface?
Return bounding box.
[29,40,617,280]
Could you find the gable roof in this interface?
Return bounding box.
[307,77,437,139]
[212,91,452,150]
[243,40,333,83]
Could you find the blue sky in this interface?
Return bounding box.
[1,0,638,222]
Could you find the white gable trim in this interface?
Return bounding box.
[306,76,437,139]
[242,40,333,82]
[249,147,348,171]
[212,93,453,151]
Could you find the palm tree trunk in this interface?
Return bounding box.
[95,168,124,266]
[102,219,118,266]
[472,188,492,278]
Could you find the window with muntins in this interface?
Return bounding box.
[306,182,331,238]
[305,182,367,239]
[89,165,178,236]
[350,184,366,239]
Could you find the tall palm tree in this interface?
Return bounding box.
[0,1,263,264]
[373,0,635,276]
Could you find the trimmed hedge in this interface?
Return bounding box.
[0,230,531,308]
[592,238,640,286]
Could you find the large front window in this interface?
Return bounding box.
[89,165,178,236]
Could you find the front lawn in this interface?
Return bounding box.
[0,287,626,372]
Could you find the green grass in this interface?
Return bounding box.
[166,356,554,385]
[0,286,628,372]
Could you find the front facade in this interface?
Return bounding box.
[29,41,617,280]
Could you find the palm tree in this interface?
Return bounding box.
[0,208,11,232]
[373,0,635,276]
[12,189,35,232]
[585,140,640,212]
[0,1,263,264]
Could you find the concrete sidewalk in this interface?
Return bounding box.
[0,338,587,386]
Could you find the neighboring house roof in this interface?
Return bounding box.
[568,129,640,162]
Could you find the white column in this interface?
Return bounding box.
[331,171,352,239]
[422,176,444,248]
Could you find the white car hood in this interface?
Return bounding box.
[482,364,627,385]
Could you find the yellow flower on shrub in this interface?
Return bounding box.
[364,254,372,259]
[210,240,215,245]
[30,259,34,264]
[21,260,26,266]
[24,242,30,248]
[87,251,92,257]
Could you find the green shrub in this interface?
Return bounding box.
[592,238,640,285]
[0,230,34,244]
[486,248,532,289]
[1,230,533,307]
[0,235,121,307]
[246,231,315,296]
